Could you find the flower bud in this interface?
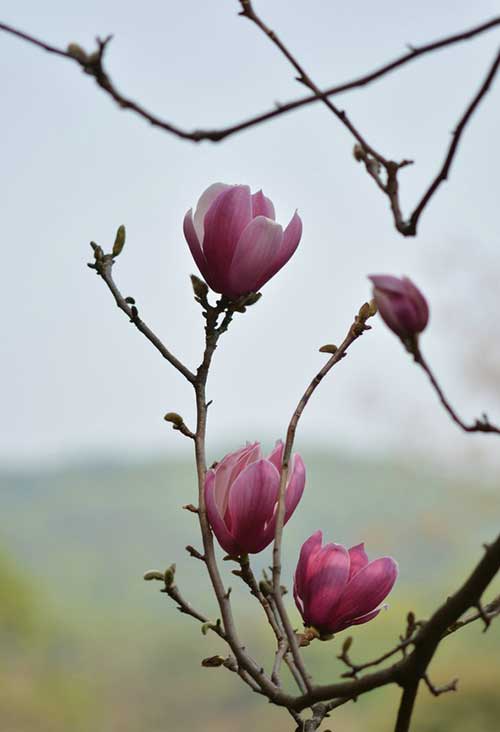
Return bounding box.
[183,184,302,299]
[369,274,429,344]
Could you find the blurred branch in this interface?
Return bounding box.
[238,2,500,236]
[1,15,500,235]
[413,344,500,435]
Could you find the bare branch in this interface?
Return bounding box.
[88,247,196,383]
[413,344,500,435]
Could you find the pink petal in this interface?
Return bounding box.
[193,183,232,242]
[348,543,369,580]
[213,442,260,518]
[228,459,280,554]
[334,607,382,633]
[267,440,284,473]
[251,190,276,220]
[332,557,398,629]
[202,186,252,294]
[228,216,284,296]
[369,274,408,295]
[294,530,323,609]
[253,210,302,290]
[304,543,350,629]
[284,453,305,522]
[183,209,209,281]
[401,277,430,329]
[205,470,239,556]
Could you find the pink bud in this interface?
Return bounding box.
[294,531,398,635]
[205,441,305,556]
[184,184,302,299]
[369,274,429,341]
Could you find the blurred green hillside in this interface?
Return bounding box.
[1,450,498,731]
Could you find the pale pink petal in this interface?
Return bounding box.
[183,209,209,280]
[251,190,276,220]
[205,470,239,556]
[202,186,252,293]
[193,183,232,242]
[348,543,369,580]
[304,543,350,629]
[267,441,284,473]
[332,557,398,628]
[369,274,408,295]
[294,530,323,608]
[228,459,280,554]
[253,210,302,290]
[228,216,284,295]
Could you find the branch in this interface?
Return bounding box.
[238,3,500,236]
[88,245,195,383]
[413,344,500,435]
[1,16,498,143]
[270,301,377,695]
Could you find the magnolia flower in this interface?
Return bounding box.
[184,183,302,298]
[205,442,305,556]
[294,531,398,635]
[369,274,429,341]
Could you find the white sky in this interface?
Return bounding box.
[1,0,499,471]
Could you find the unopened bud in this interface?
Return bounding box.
[164,412,184,427]
[368,274,429,345]
[67,43,88,63]
[201,655,226,668]
[90,241,104,260]
[112,225,126,257]
[353,144,365,162]
[240,292,262,307]
[190,274,209,299]
[143,570,165,581]
[164,563,176,587]
[342,636,353,653]
[319,343,337,354]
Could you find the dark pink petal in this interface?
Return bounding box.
[251,189,276,220]
[228,217,284,296]
[369,274,408,295]
[193,183,232,242]
[183,209,210,281]
[253,211,302,290]
[401,277,429,330]
[202,186,252,294]
[332,557,398,629]
[228,459,280,554]
[294,531,323,611]
[303,543,350,630]
[284,453,306,522]
[333,607,382,633]
[348,543,369,580]
[205,470,239,556]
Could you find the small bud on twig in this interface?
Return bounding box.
[164,412,184,427]
[201,655,226,668]
[67,43,88,63]
[190,274,209,300]
[112,225,126,257]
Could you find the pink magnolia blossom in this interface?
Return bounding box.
[184,183,302,298]
[369,274,429,341]
[294,531,398,635]
[205,442,305,556]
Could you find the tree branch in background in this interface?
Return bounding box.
[1,14,499,236]
[238,2,500,236]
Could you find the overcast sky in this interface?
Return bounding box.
[1,0,499,471]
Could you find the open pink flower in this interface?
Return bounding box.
[369,274,429,341]
[184,183,302,298]
[205,441,305,556]
[294,531,398,635]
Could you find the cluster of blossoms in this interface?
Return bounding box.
[184,182,430,637]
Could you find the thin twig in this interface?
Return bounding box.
[270,302,377,694]
[423,673,458,696]
[413,344,500,435]
[88,250,195,382]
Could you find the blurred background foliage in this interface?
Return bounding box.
[1,450,498,731]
